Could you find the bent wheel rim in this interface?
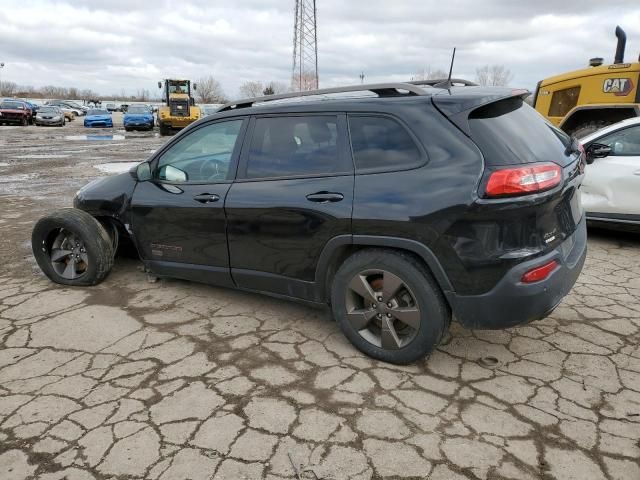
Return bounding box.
[48,229,89,280]
[345,269,420,350]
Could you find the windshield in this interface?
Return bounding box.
[88,109,109,115]
[127,106,149,114]
[38,107,58,114]
[0,101,24,109]
[168,81,189,94]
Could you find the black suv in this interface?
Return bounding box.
[32,82,587,364]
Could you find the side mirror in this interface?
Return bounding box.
[131,162,152,181]
[586,143,612,164]
[162,165,188,183]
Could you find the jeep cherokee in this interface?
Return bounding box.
[31,82,587,364]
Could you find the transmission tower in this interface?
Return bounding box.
[291,0,318,91]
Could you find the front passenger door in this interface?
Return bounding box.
[131,118,246,286]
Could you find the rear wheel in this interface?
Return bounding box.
[331,249,449,364]
[21,117,28,126]
[159,122,171,136]
[32,208,115,286]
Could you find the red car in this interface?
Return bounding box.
[0,100,32,126]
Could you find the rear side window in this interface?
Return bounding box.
[469,97,574,166]
[348,116,422,172]
[246,115,348,179]
[548,86,580,117]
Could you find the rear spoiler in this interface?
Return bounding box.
[431,87,530,137]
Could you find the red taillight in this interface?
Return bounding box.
[521,260,558,283]
[485,163,562,198]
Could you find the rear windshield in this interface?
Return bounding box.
[469,97,573,166]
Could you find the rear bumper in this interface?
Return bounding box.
[449,215,587,329]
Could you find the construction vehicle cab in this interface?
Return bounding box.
[157,79,201,136]
[534,26,640,138]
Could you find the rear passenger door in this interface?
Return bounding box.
[225,113,353,300]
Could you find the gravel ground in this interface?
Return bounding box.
[0,117,639,479]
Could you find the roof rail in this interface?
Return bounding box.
[217,82,428,112]
[408,78,478,87]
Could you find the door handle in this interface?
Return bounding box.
[306,192,344,203]
[193,193,220,203]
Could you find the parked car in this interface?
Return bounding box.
[580,117,640,229]
[47,100,86,116]
[0,100,32,125]
[84,109,113,128]
[31,82,587,364]
[59,107,76,122]
[120,104,129,113]
[123,105,154,131]
[105,103,117,112]
[34,106,65,127]
[23,100,39,120]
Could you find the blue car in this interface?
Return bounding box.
[84,109,113,128]
[123,105,154,131]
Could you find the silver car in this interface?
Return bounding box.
[34,106,65,127]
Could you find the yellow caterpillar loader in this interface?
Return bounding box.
[157,79,201,136]
[534,26,640,138]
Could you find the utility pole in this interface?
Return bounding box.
[359,72,365,84]
[291,0,319,91]
[0,63,5,96]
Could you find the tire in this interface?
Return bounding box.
[21,117,28,126]
[124,127,131,132]
[32,208,115,286]
[159,122,170,136]
[331,249,450,364]
[571,120,613,139]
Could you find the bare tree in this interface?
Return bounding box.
[411,67,448,81]
[0,81,17,96]
[475,65,513,87]
[196,76,227,103]
[263,81,288,96]
[291,72,318,91]
[239,81,264,98]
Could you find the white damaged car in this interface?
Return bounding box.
[581,117,640,228]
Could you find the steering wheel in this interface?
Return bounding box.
[198,158,228,181]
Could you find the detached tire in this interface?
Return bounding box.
[331,249,449,364]
[32,208,115,286]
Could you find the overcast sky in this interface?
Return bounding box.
[1,0,639,98]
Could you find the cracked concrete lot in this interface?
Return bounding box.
[1,122,640,479]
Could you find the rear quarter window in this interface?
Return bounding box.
[348,115,423,172]
[469,97,573,167]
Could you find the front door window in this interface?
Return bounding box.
[157,120,243,183]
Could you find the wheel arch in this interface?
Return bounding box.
[315,235,455,305]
